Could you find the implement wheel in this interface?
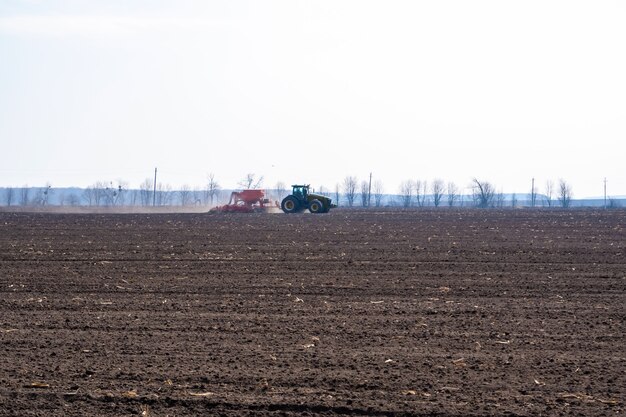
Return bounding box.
[281,196,300,213]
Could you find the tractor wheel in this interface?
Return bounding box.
[281,196,300,213]
[308,199,324,214]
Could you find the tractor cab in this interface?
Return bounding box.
[291,184,309,201]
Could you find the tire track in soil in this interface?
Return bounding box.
[0,209,624,416]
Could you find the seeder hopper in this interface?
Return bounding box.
[209,189,278,213]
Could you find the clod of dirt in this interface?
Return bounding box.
[187,391,213,397]
[121,390,137,398]
[25,382,49,389]
[257,379,270,391]
[597,398,620,405]
[452,358,466,367]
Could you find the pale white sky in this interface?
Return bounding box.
[1,0,624,197]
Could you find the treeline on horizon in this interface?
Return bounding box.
[0,174,622,209]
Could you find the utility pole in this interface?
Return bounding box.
[531,177,535,208]
[153,167,157,207]
[367,172,372,207]
[604,177,607,209]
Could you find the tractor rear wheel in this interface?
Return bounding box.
[308,199,324,214]
[281,196,300,213]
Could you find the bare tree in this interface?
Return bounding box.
[495,190,506,208]
[57,192,66,206]
[54,192,65,206]
[472,178,496,208]
[544,180,554,207]
[274,181,287,201]
[31,188,43,206]
[19,185,30,206]
[335,183,340,207]
[558,179,573,208]
[102,182,116,206]
[431,179,444,207]
[193,187,203,205]
[359,181,369,207]
[164,184,174,205]
[118,183,127,205]
[607,197,621,209]
[446,182,458,207]
[372,180,384,207]
[415,180,427,207]
[205,173,220,206]
[343,176,357,207]
[108,180,127,206]
[130,189,139,206]
[66,193,80,206]
[239,173,263,189]
[5,187,14,206]
[91,181,109,206]
[94,181,120,206]
[179,184,193,206]
[139,178,153,206]
[34,183,52,206]
[399,180,414,207]
[45,183,52,205]
[156,183,173,206]
[530,179,537,208]
[511,193,518,208]
[83,186,95,206]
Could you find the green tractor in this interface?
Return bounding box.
[281,184,336,214]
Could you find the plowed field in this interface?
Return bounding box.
[0,209,624,416]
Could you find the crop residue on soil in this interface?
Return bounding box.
[0,209,624,416]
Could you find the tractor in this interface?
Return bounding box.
[281,184,336,214]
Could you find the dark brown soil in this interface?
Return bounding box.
[0,209,624,416]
